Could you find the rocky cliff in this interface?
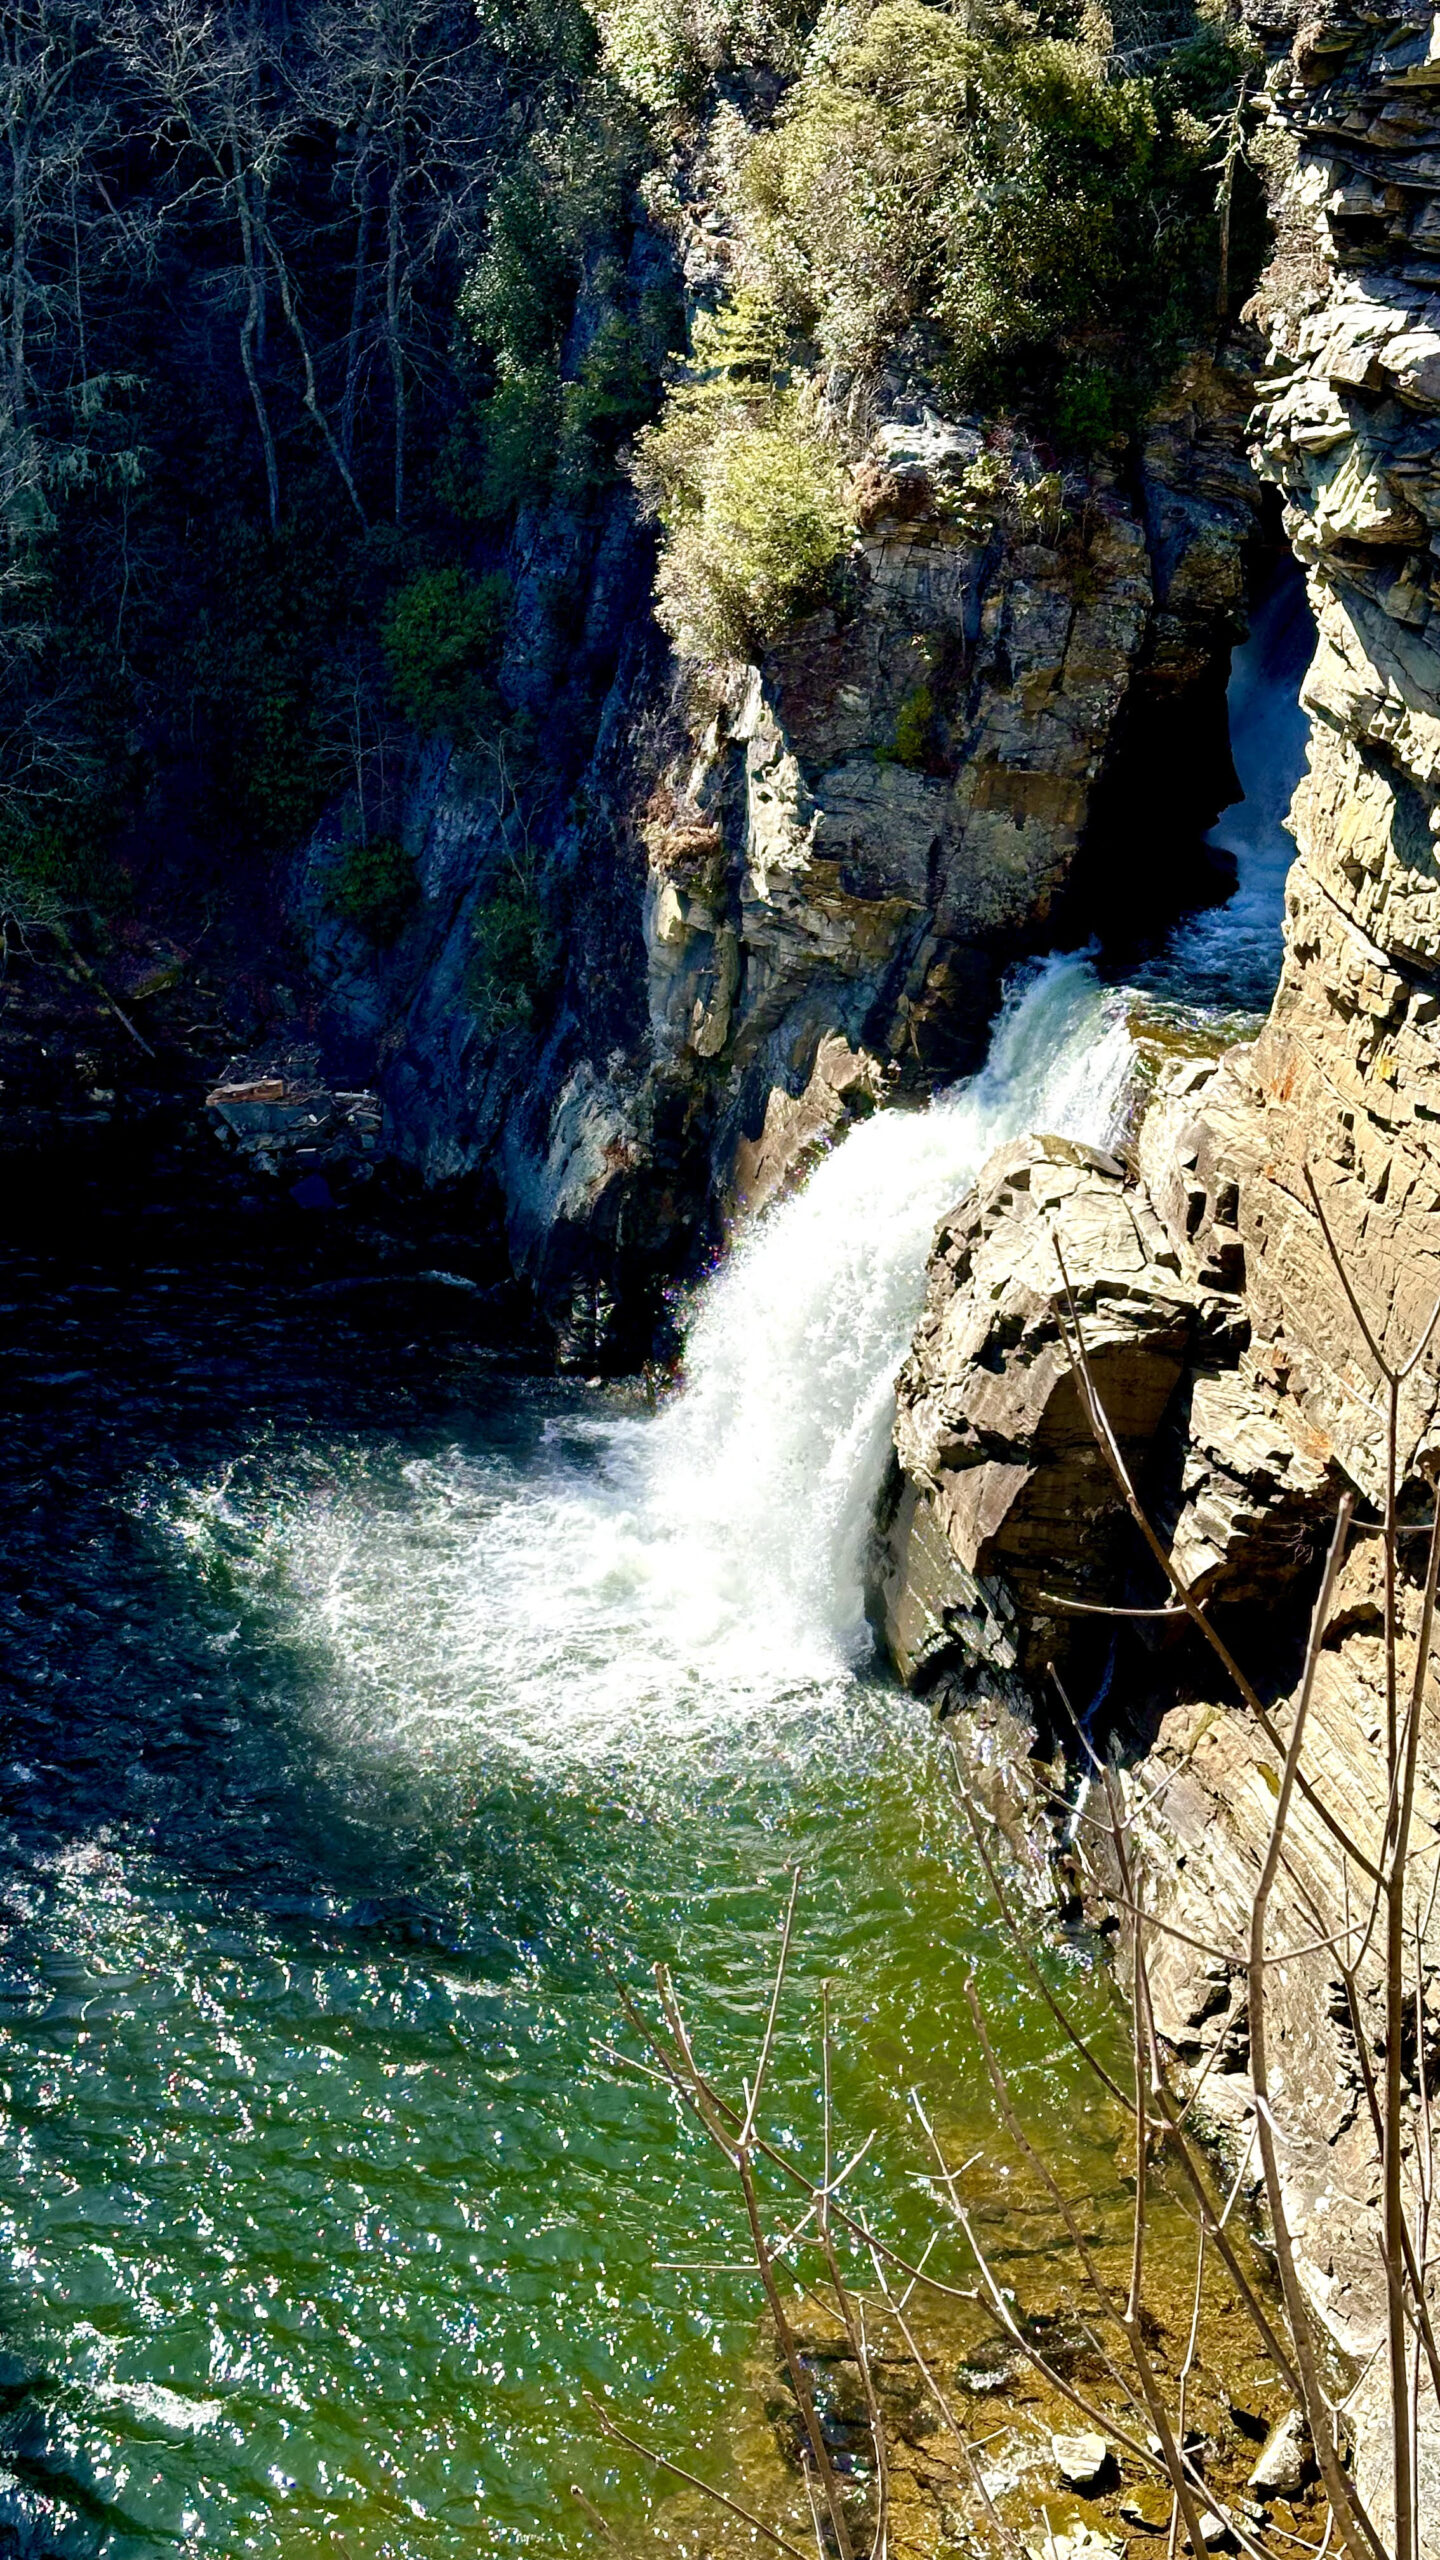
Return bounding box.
[877,3,1440,2517]
[288,343,1258,1362]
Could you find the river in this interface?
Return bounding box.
[0,572,1311,2559]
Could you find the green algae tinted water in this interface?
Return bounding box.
[0,962,1141,2559]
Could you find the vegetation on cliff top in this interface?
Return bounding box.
[741,0,1252,424]
[0,0,1261,932]
[635,0,1261,657]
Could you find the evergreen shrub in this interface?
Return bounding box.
[634,298,851,659]
[382,568,510,740]
[466,880,562,1034]
[739,1,1252,423]
[327,836,419,945]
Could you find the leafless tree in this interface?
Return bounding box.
[594,1190,1440,2560]
[103,1,299,531]
[300,0,504,523]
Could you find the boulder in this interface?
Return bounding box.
[878,1135,1195,1691]
[1248,2411,1311,2501]
[1051,2430,1116,2492]
[1197,2514,1236,2551]
[1118,2489,1172,2531]
[1026,2527,1123,2560]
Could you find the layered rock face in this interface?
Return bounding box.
[883,0,1440,1583]
[878,4,1440,2505]
[295,356,1256,1359]
[641,377,1254,1243]
[1185,0,1440,1501]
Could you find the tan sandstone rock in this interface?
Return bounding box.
[877,1135,1195,1690]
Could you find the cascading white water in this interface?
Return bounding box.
[1139,567,1314,1011]
[240,952,1134,1774]
[649,951,1136,1665]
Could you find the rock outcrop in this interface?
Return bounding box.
[880,5,1440,2522]
[1136,10,1440,2513]
[293,352,1258,1360]
[877,1136,1195,1694]
[638,376,1255,1238]
[1184,0,1440,1505]
[876,1103,1436,2526]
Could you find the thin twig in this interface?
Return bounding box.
[586,2397,812,2560]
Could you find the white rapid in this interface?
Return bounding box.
[1139,567,1314,1013]
[649,950,1136,1666]
[183,953,1135,1777]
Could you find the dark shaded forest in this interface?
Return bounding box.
[0,0,672,931]
[0,0,1257,965]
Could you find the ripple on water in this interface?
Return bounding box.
[0,957,1140,2557]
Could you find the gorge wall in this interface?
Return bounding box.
[293,353,1258,1361]
[0,10,1269,1377]
[876,0,1440,2514]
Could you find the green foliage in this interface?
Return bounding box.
[441,370,563,523]
[459,105,646,377]
[737,0,1253,438]
[645,397,851,659]
[1055,362,1126,452]
[687,293,791,395]
[947,451,1065,540]
[890,682,936,770]
[0,805,121,919]
[596,0,710,120]
[454,110,677,526]
[466,877,562,1035]
[594,0,817,126]
[382,568,510,739]
[635,293,851,658]
[557,303,680,489]
[182,519,365,852]
[742,0,973,369]
[327,836,419,945]
[473,0,604,89]
[635,0,1257,658]
[443,308,675,527]
[460,168,583,378]
[0,0,684,905]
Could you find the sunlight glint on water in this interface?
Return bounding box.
[0,948,1140,2558]
[7,889,1313,2560]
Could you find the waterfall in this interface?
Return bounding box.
[251,952,1133,1776]
[1139,566,1314,1012]
[650,951,1136,1666]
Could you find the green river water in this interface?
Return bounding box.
[1,547,1321,2560]
[0,960,1147,2559]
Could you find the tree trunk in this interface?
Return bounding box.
[232,140,280,532]
[384,82,406,525]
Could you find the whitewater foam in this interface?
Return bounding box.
[159,954,1135,1776]
[649,952,1135,1665]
